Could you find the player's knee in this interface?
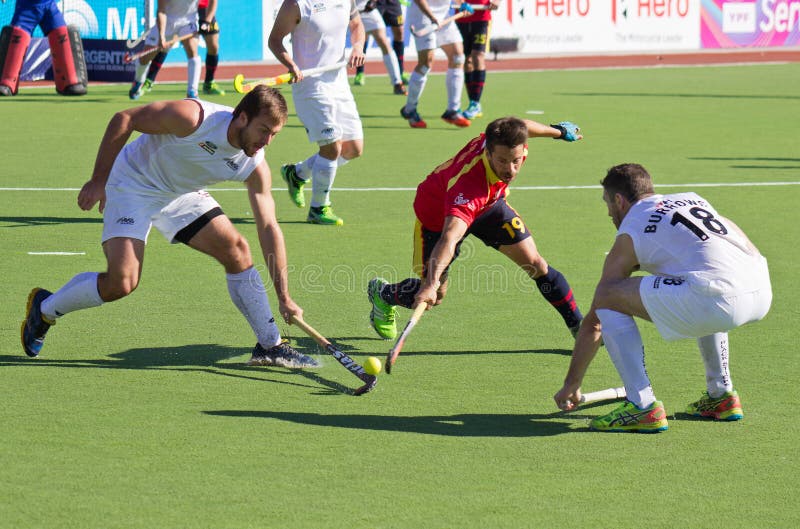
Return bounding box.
[342,141,363,160]
[99,272,140,301]
[451,54,465,68]
[416,64,430,77]
[223,234,252,272]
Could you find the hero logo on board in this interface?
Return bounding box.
[611,0,690,24]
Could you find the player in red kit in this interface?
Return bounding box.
[367,116,585,343]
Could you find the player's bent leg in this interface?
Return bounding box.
[593,276,650,321]
[500,238,582,334]
[184,214,253,273]
[368,278,398,340]
[98,237,146,301]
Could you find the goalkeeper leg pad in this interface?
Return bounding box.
[48,25,87,95]
[0,26,31,95]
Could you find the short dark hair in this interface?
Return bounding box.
[232,85,288,125]
[601,163,655,202]
[485,117,527,153]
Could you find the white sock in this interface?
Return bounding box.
[405,70,427,112]
[134,62,149,83]
[187,55,201,93]
[310,156,338,208]
[226,267,281,348]
[41,272,104,320]
[697,333,732,397]
[383,52,401,85]
[596,309,656,409]
[295,154,317,181]
[445,67,464,112]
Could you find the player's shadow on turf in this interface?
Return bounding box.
[0,216,104,228]
[375,348,573,357]
[0,344,347,393]
[203,410,575,437]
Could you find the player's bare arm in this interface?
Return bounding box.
[415,216,469,308]
[524,119,582,141]
[554,307,602,410]
[156,0,169,48]
[245,162,302,323]
[348,0,366,68]
[267,0,303,82]
[79,100,203,213]
[414,0,440,26]
[204,0,218,24]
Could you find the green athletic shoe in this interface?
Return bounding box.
[281,164,306,208]
[368,278,397,340]
[686,390,743,421]
[143,79,153,93]
[401,71,411,84]
[354,72,365,86]
[203,81,226,95]
[463,100,483,119]
[590,400,669,433]
[307,205,343,226]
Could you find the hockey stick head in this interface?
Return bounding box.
[354,374,378,396]
[233,74,246,94]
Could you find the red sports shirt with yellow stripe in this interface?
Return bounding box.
[413,133,526,232]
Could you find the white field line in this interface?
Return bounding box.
[1,182,799,193]
[28,252,86,256]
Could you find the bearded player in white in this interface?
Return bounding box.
[129,0,202,100]
[554,163,772,433]
[21,87,319,369]
[400,0,473,128]
[268,0,366,226]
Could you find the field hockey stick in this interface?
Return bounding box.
[233,61,347,94]
[125,26,155,49]
[449,3,492,10]
[385,302,427,374]
[290,315,377,396]
[579,386,626,405]
[123,32,197,63]
[410,11,470,37]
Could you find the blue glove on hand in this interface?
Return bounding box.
[551,121,580,142]
[458,3,475,14]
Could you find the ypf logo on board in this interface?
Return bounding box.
[722,1,757,34]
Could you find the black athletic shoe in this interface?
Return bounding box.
[21,288,55,357]
[248,339,319,368]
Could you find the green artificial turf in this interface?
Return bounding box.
[1,63,797,528]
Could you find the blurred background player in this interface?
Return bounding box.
[352,0,406,95]
[138,0,224,97]
[0,0,87,96]
[554,163,772,433]
[456,0,497,119]
[268,0,366,226]
[354,0,409,88]
[367,117,585,341]
[400,1,472,128]
[129,0,200,100]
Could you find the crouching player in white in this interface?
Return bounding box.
[554,163,772,432]
[21,86,319,369]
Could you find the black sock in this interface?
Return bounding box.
[205,53,219,85]
[392,40,405,74]
[535,266,583,328]
[381,278,421,309]
[147,51,168,82]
